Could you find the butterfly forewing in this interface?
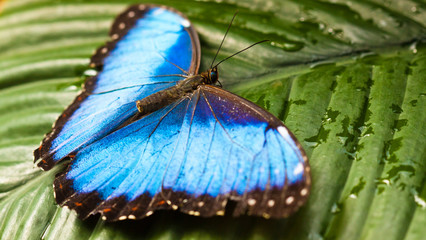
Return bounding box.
[34,4,200,170]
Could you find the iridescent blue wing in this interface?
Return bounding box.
[54,85,310,221]
[162,85,310,219]
[34,4,200,170]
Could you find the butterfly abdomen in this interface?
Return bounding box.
[136,74,206,115]
[136,87,182,115]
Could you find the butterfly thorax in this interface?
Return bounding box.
[136,68,218,116]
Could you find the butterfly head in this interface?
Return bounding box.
[200,67,219,85]
[208,67,219,84]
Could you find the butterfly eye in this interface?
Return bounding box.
[210,69,218,83]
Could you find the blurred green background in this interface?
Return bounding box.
[0,0,425,239]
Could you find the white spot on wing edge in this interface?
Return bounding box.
[152,8,165,15]
[286,196,295,205]
[34,158,45,170]
[293,163,304,176]
[277,125,308,162]
[181,19,190,28]
[248,199,256,206]
[277,126,289,139]
[127,11,135,18]
[84,69,98,76]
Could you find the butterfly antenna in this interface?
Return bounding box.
[210,11,239,68]
[213,40,269,68]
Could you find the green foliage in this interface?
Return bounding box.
[0,0,425,239]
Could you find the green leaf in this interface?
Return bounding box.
[0,0,425,239]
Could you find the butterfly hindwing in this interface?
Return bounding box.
[34,4,200,170]
[162,85,310,218]
[54,84,310,221]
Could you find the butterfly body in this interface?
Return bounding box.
[136,67,217,115]
[34,4,310,221]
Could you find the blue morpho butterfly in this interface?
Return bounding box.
[34,4,311,221]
